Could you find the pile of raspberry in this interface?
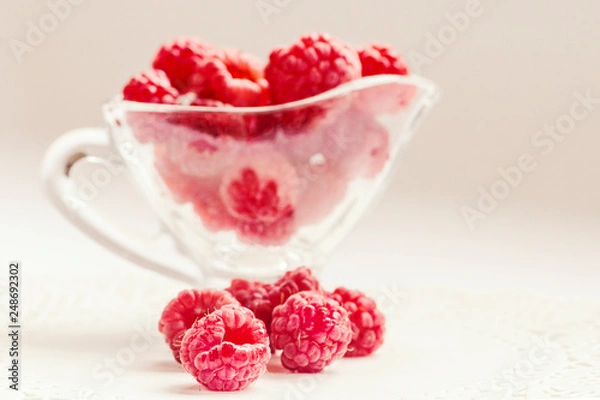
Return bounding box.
[123,34,411,246]
[158,267,385,392]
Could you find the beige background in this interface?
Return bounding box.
[1,0,599,232]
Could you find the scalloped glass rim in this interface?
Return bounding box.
[104,74,440,114]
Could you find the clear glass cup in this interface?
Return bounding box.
[42,75,439,286]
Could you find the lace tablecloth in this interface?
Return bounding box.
[1,272,599,400]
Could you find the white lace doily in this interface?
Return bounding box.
[1,272,599,400]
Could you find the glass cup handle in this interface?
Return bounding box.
[41,127,200,285]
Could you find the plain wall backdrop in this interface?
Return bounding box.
[1,0,599,230]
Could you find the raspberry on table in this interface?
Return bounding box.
[358,43,409,77]
[270,291,352,372]
[158,289,239,363]
[265,33,361,104]
[122,69,179,104]
[328,287,386,357]
[179,305,270,391]
[152,37,215,93]
[268,266,323,308]
[226,279,275,335]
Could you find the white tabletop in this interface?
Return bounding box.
[2,141,600,399]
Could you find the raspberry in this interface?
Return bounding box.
[158,289,239,363]
[170,96,248,139]
[195,58,270,107]
[328,288,385,357]
[179,305,270,391]
[154,146,236,231]
[176,92,272,140]
[122,69,179,104]
[270,292,352,372]
[294,164,349,226]
[154,146,208,203]
[219,150,300,245]
[355,44,414,115]
[152,37,215,93]
[265,33,361,104]
[225,279,274,335]
[163,138,239,180]
[268,266,322,308]
[358,44,409,77]
[265,33,361,132]
[219,48,265,82]
[316,107,390,179]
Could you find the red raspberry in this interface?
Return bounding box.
[122,69,179,104]
[358,43,409,76]
[194,58,270,107]
[176,90,272,140]
[219,48,265,82]
[265,33,360,133]
[219,150,300,245]
[265,33,361,104]
[268,266,323,308]
[225,279,274,335]
[179,305,270,391]
[328,288,385,357]
[170,95,250,138]
[152,37,215,93]
[355,44,414,115]
[270,292,352,372]
[158,289,239,363]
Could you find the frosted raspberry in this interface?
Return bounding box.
[328,288,385,357]
[270,292,352,372]
[265,33,361,104]
[354,80,416,116]
[162,138,240,179]
[268,266,323,308]
[225,279,274,335]
[158,289,239,363]
[274,124,352,224]
[219,149,300,245]
[154,146,236,231]
[317,107,390,179]
[154,146,209,203]
[122,69,178,104]
[358,43,409,77]
[180,305,270,391]
[294,163,349,226]
[192,195,237,232]
[152,37,215,93]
